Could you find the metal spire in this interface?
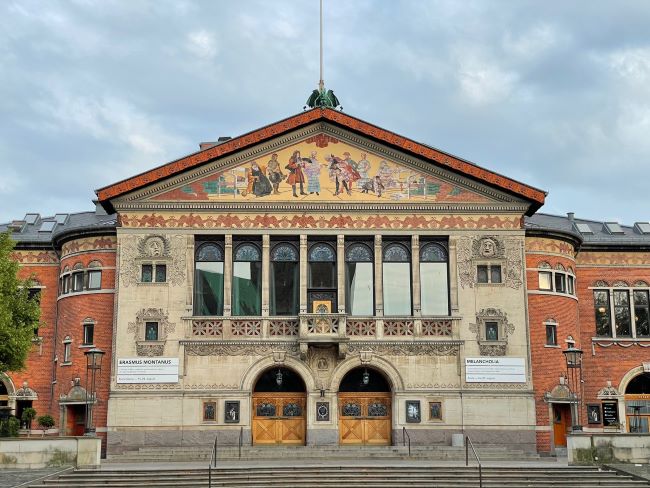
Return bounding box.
[305,0,341,110]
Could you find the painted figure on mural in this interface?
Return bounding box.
[361,175,385,197]
[267,153,285,195]
[285,150,307,197]
[327,155,350,196]
[356,153,371,189]
[303,151,323,195]
[245,161,272,197]
[378,160,397,189]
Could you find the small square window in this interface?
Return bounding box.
[145,322,159,341]
[490,265,502,284]
[83,323,94,345]
[545,324,557,345]
[155,264,167,283]
[539,271,552,291]
[485,321,499,341]
[141,265,153,283]
[477,265,489,283]
[87,270,102,290]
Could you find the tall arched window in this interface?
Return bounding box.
[420,242,449,315]
[271,242,299,316]
[383,242,411,315]
[194,242,224,316]
[308,242,337,313]
[232,243,262,316]
[345,242,374,316]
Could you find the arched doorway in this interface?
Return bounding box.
[338,366,392,445]
[625,372,650,433]
[0,380,9,407]
[252,367,306,445]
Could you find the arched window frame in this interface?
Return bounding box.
[419,242,449,316]
[193,241,225,316]
[382,241,412,316]
[345,242,374,316]
[307,242,337,314]
[270,242,300,316]
[232,241,262,316]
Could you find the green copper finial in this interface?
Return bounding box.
[305,85,341,109]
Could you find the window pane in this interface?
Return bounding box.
[141,265,153,283]
[155,264,167,283]
[634,290,650,337]
[84,324,94,345]
[88,270,102,289]
[614,290,631,336]
[555,273,566,293]
[539,272,552,290]
[145,322,159,341]
[491,265,502,284]
[232,261,262,316]
[271,261,299,315]
[420,243,447,262]
[309,243,335,262]
[383,243,409,262]
[568,275,575,295]
[194,262,224,315]
[197,243,223,262]
[73,272,83,291]
[309,262,336,288]
[485,322,499,341]
[63,343,71,362]
[477,265,488,283]
[346,262,374,315]
[420,262,449,315]
[594,290,611,336]
[383,262,411,315]
[546,324,557,345]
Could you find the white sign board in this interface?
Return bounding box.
[465,357,526,383]
[117,358,179,384]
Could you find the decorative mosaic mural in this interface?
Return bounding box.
[150,137,491,204]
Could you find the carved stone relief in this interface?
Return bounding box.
[469,308,515,357]
[183,341,300,357]
[120,234,186,286]
[457,235,523,289]
[306,346,338,389]
[346,341,460,357]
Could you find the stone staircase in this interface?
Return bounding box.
[106,445,545,463]
[27,465,650,487]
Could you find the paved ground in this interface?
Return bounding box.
[608,463,650,481]
[0,468,71,488]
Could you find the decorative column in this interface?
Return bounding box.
[300,235,308,314]
[411,234,421,316]
[448,237,460,313]
[337,235,345,313]
[262,234,270,317]
[223,235,233,316]
[374,235,383,317]
[186,235,195,316]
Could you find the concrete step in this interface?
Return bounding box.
[28,466,650,488]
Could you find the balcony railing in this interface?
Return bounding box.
[184,315,460,341]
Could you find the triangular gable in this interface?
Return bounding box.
[96,108,546,214]
[146,135,495,204]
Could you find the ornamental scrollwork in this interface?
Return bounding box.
[346,342,460,357]
[469,308,514,357]
[120,234,187,286]
[456,235,523,289]
[184,341,300,357]
[127,308,175,343]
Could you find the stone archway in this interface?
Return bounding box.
[0,374,16,417]
[624,371,650,433]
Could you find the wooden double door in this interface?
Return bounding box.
[338,392,392,445]
[252,393,306,445]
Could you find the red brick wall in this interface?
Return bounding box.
[526,247,580,453]
[55,242,115,448]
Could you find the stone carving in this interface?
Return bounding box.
[456,236,523,289]
[597,381,621,399]
[136,343,165,357]
[269,319,299,336]
[406,383,459,389]
[127,308,175,343]
[184,341,300,357]
[383,320,414,336]
[464,382,528,390]
[11,382,37,400]
[120,234,186,286]
[114,383,182,390]
[185,383,239,390]
[421,320,453,337]
[469,308,515,357]
[192,320,224,337]
[347,341,460,357]
[306,346,337,389]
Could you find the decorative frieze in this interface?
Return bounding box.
[269,319,299,336]
[347,341,461,357]
[383,320,414,336]
[421,319,453,337]
[231,320,262,336]
[182,341,300,357]
[347,319,376,336]
[192,319,224,337]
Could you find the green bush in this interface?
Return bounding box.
[21,407,37,430]
[37,414,55,435]
[0,416,20,437]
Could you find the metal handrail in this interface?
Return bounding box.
[208,434,218,488]
[238,426,243,459]
[402,427,411,457]
[465,435,482,488]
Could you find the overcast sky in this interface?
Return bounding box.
[1,0,649,224]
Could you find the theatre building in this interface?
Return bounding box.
[3,105,648,457]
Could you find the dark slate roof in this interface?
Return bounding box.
[0,209,117,247]
[525,213,650,248]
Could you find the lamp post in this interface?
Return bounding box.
[562,346,583,432]
[84,347,105,436]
